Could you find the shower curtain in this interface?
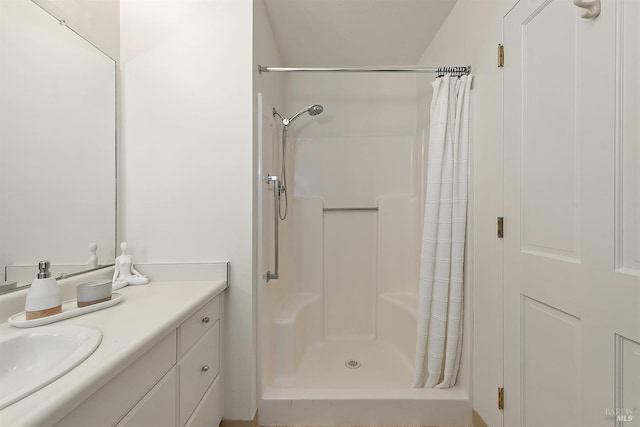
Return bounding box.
[413,74,472,389]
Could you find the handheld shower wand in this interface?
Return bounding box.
[272,104,324,220]
[273,104,323,128]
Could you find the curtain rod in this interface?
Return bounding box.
[258,65,471,74]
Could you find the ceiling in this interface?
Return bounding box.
[263,0,458,66]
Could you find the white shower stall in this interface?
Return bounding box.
[257,68,473,426]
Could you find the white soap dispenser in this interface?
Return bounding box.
[25,260,61,320]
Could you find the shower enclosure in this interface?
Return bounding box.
[257,68,472,426]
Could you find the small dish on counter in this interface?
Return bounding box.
[76,280,112,307]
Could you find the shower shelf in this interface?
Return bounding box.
[322,207,378,212]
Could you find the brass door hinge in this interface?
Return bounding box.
[498,44,504,67]
[498,387,504,410]
[497,217,504,238]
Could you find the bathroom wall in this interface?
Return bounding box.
[285,73,417,138]
[254,0,284,109]
[416,0,503,424]
[281,73,421,340]
[119,0,255,421]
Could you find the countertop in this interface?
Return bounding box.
[0,279,227,427]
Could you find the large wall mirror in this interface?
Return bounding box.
[0,0,116,290]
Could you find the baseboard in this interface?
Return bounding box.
[472,410,490,427]
[221,411,258,427]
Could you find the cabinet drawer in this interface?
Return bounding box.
[184,375,222,427]
[179,322,220,426]
[179,296,219,357]
[117,367,177,427]
[55,331,177,427]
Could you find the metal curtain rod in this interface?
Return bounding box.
[258,65,471,74]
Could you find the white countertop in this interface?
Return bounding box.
[0,279,227,427]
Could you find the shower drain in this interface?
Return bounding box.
[345,359,361,369]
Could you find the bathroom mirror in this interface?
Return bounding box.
[0,0,116,290]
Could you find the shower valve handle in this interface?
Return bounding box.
[266,174,284,197]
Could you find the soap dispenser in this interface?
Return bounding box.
[25,260,61,320]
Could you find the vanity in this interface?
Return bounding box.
[0,273,227,427]
[1,3,229,424]
[1,3,228,425]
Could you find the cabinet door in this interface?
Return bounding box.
[184,376,222,427]
[55,331,177,427]
[117,367,177,427]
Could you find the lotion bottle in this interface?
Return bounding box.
[25,260,61,320]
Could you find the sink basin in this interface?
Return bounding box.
[0,325,102,409]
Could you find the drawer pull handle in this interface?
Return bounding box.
[202,316,210,324]
[202,365,210,373]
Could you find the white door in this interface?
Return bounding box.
[503,0,640,426]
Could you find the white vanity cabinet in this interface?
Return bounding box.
[55,294,223,427]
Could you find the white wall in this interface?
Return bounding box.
[283,72,419,296]
[280,73,419,297]
[254,0,284,111]
[285,73,417,138]
[120,0,255,420]
[416,0,503,425]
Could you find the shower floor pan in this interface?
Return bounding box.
[261,339,471,427]
[273,339,413,389]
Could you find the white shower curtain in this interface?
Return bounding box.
[413,74,472,389]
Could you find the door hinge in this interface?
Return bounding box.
[497,217,504,238]
[498,387,504,410]
[498,44,504,67]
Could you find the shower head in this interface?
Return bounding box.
[284,104,324,126]
[308,104,324,116]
